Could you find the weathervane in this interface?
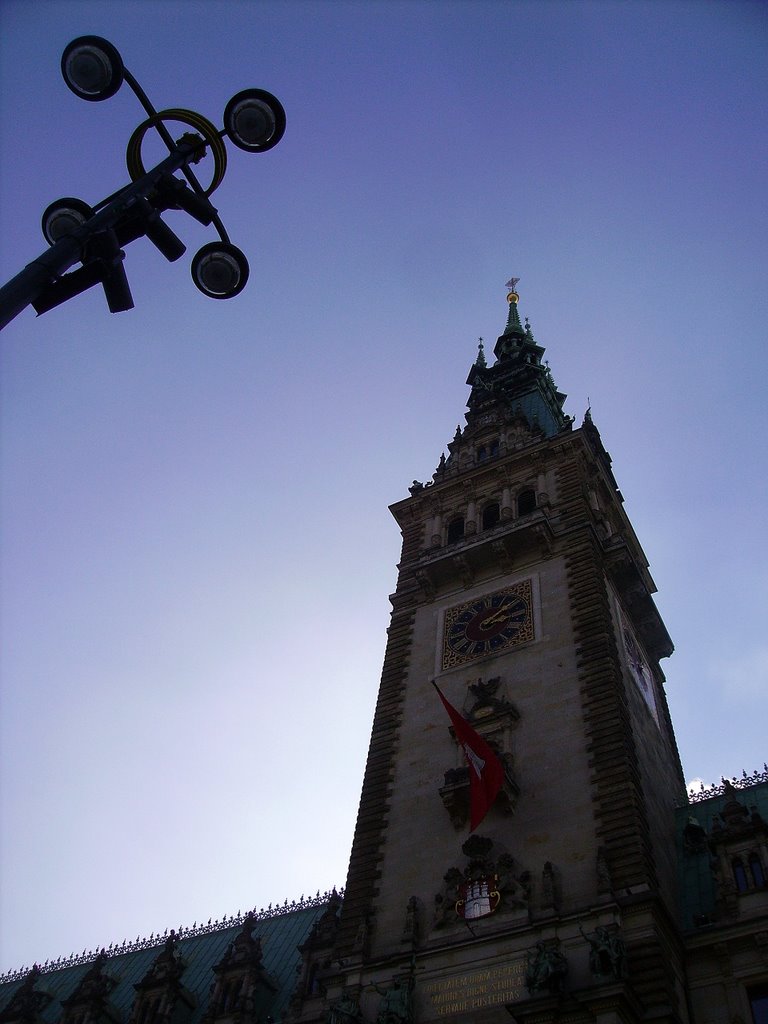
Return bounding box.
[505,277,520,292]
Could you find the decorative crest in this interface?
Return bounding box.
[456,876,501,920]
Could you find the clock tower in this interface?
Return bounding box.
[290,284,688,1024]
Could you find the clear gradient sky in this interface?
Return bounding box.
[1,0,766,976]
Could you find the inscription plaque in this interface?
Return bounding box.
[423,960,525,1017]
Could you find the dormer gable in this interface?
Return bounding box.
[128,934,194,1024]
[202,913,277,1024]
[60,952,119,1024]
[0,969,53,1024]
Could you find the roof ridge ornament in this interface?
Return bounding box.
[0,888,345,985]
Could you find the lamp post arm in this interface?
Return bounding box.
[121,67,227,240]
[0,139,210,332]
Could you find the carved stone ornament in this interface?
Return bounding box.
[711,781,767,840]
[300,890,342,953]
[432,835,529,929]
[135,932,185,988]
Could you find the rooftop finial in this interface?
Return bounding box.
[504,276,523,333]
[476,337,487,368]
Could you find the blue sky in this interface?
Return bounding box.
[1,0,766,974]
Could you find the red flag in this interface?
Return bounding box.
[433,682,504,831]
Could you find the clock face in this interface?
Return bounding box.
[442,580,534,669]
[622,624,659,724]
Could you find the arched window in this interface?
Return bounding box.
[446,517,465,544]
[733,857,749,893]
[477,441,499,463]
[517,489,536,516]
[482,503,500,531]
[749,853,765,888]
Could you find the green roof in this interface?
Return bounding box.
[0,894,338,1024]
[676,777,768,931]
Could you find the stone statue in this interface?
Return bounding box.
[495,854,528,909]
[541,861,558,911]
[525,941,567,995]
[374,979,413,1024]
[401,896,419,947]
[579,925,625,979]
[596,847,612,894]
[327,991,363,1024]
[433,868,462,927]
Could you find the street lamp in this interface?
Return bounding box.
[0,35,286,330]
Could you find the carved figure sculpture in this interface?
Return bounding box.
[596,847,612,894]
[401,896,420,947]
[327,992,363,1024]
[375,979,413,1024]
[433,868,462,928]
[579,925,626,979]
[525,941,567,995]
[541,861,557,910]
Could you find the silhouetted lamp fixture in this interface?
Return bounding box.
[223,90,287,152]
[0,35,286,330]
[61,35,125,101]
[41,198,94,246]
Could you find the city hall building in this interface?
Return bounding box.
[2,286,766,1024]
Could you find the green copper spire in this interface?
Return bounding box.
[462,278,571,439]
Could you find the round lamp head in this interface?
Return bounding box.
[223,89,286,152]
[41,197,94,245]
[61,36,124,101]
[191,242,249,299]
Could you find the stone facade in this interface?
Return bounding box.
[286,289,766,1024]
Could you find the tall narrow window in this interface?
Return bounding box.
[733,857,749,893]
[517,489,536,516]
[749,853,765,888]
[482,503,500,531]
[447,517,465,544]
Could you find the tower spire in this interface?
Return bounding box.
[503,277,524,335]
[461,278,570,440]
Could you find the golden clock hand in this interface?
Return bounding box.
[480,606,512,627]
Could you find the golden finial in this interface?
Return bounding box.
[505,276,520,304]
